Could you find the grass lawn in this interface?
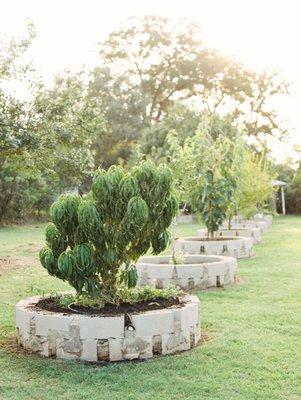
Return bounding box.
[0,216,300,399]
[0,223,47,257]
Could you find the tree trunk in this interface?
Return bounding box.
[228,215,232,230]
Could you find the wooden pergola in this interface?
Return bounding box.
[272,179,287,215]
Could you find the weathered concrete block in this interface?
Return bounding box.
[166,329,191,354]
[131,309,175,336]
[122,330,152,360]
[174,302,199,330]
[78,315,124,340]
[35,314,72,336]
[15,307,34,334]
[81,339,98,362]
[108,338,123,361]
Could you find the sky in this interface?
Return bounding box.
[1,0,300,162]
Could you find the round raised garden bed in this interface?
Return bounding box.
[175,236,254,259]
[253,214,273,227]
[16,294,200,362]
[222,220,268,233]
[197,227,262,244]
[136,254,237,290]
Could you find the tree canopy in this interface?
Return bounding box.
[0,16,291,223]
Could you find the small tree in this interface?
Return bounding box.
[236,152,274,218]
[224,135,248,229]
[199,169,236,239]
[167,123,237,239]
[198,136,237,239]
[167,129,206,210]
[39,161,178,297]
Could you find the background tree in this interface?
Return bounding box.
[32,74,105,189]
[0,26,40,222]
[41,16,288,170]
[224,134,249,228]
[236,152,274,218]
[97,16,288,158]
[0,16,290,223]
[88,67,148,168]
[167,122,237,237]
[0,30,106,224]
[285,159,301,214]
[99,16,230,122]
[198,136,237,238]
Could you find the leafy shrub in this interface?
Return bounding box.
[40,161,178,298]
[56,286,181,308]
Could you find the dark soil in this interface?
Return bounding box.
[34,296,185,317]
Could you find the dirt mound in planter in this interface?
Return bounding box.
[34,296,186,317]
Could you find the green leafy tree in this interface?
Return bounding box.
[166,129,207,209]
[99,16,288,148]
[286,162,301,213]
[88,67,148,168]
[0,34,105,223]
[236,152,274,218]
[32,73,105,188]
[198,136,237,238]
[224,134,249,228]
[45,16,288,169]
[139,103,201,164]
[167,121,237,238]
[39,161,178,297]
[99,16,231,123]
[0,25,42,223]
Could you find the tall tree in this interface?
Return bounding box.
[95,15,288,162]
[98,16,246,123]
[87,67,147,168]
[0,28,105,223]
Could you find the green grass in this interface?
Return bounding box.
[0,223,46,256]
[0,216,300,400]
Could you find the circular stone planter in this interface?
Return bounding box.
[15,294,200,362]
[136,254,237,290]
[253,214,273,227]
[222,220,268,233]
[222,217,270,233]
[175,236,254,259]
[197,227,262,244]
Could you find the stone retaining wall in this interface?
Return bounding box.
[175,236,254,259]
[136,255,237,290]
[16,295,200,362]
[197,227,262,244]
